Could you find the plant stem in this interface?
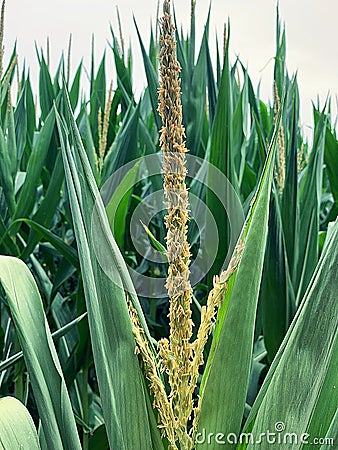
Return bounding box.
[158,0,194,446]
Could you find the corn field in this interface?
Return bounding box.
[0,0,337,449]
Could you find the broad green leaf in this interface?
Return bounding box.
[274,5,287,97]
[77,105,97,174]
[184,18,208,158]
[109,30,133,107]
[206,24,239,282]
[260,81,299,361]
[14,218,79,268]
[0,125,16,214]
[324,125,338,207]
[239,217,338,450]
[56,89,158,449]
[319,409,337,450]
[53,54,64,95]
[281,82,299,288]
[23,151,65,259]
[7,102,17,178]
[23,75,36,151]
[13,108,56,222]
[89,53,106,147]
[0,256,81,450]
[197,107,280,449]
[105,160,140,249]
[296,111,326,302]
[14,80,29,164]
[205,34,217,127]
[261,195,295,362]
[0,396,40,450]
[69,61,82,111]
[134,18,161,130]
[101,101,140,181]
[148,26,157,69]
[38,53,55,121]
[306,334,338,449]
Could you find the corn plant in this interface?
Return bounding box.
[0,0,337,449]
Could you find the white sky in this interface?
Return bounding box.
[4,0,338,134]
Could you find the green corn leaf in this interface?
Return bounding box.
[13,80,29,164]
[196,106,281,449]
[296,110,326,302]
[23,151,65,259]
[53,54,64,94]
[89,52,106,146]
[205,34,217,127]
[206,23,241,283]
[0,125,16,215]
[101,101,140,181]
[7,101,17,178]
[148,26,157,69]
[324,125,338,207]
[232,70,249,186]
[104,160,140,249]
[38,53,55,120]
[274,5,287,97]
[281,81,299,288]
[69,61,82,111]
[184,16,208,158]
[134,18,161,130]
[319,409,337,450]
[239,217,338,450]
[259,83,300,362]
[215,34,221,85]
[0,256,82,450]
[77,105,97,174]
[0,396,40,450]
[56,88,158,449]
[261,195,295,362]
[24,75,36,151]
[109,30,133,104]
[13,108,56,222]
[13,218,79,268]
[305,334,338,449]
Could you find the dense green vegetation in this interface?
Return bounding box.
[0,0,337,448]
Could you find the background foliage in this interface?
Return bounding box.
[0,2,337,449]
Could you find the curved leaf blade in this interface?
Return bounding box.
[197,109,281,449]
[241,219,338,450]
[0,256,81,450]
[56,89,156,449]
[0,396,40,450]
